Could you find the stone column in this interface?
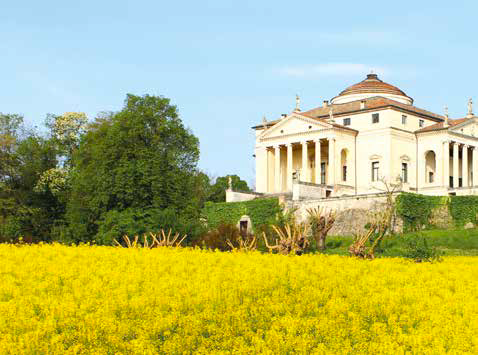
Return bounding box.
[473,147,478,186]
[453,142,459,188]
[301,141,308,182]
[327,138,335,185]
[315,139,321,184]
[287,143,293,191]
[463,145,469,187]
[443,141,450,188]
[274,145,281,193]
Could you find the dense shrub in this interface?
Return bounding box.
[403,235,443,262]
[195,223,240,251]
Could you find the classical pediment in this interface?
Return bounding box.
[259,113,332,140]
[450,117,478,137]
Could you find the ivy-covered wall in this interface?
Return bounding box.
[396,193,478,230]
[202,198,282,230]
[449,196,478,226]
[396,193,444,231]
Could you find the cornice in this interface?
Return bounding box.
[260,128,334,142]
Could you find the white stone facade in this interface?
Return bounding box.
[252,74,478,198]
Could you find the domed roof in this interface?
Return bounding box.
[330,74,413,105]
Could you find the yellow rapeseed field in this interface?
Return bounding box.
[0,244,477,354]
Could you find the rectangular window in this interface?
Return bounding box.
[372,161,379,181]
[372,113,379,124]
[419,119,424,127]
[343,118,351,126]
[402,115,407,125]
[320,162,326,184]
[342,166,347,181]
[401,163,408,183]
[429,171,434,183]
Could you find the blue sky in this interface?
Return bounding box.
[1,1,477,186]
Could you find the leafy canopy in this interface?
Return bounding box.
[66,94,201,242]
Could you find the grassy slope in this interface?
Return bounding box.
[320,228,478,256]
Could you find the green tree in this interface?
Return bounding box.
[207,174,251,203]
[0,112,62,241]
[66,94,201,243]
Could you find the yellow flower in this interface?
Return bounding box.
[0,244,476,353]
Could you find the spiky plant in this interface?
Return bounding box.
[262,223,310,255]
[226,234,257,252]
[114,229,187,248]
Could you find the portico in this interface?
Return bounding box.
[267,138,337,193]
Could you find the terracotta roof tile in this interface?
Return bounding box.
[253,97,446,130]
[302,96,444,122]
[332,74,412,103]
[416,118,469,133]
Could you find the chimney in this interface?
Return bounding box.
[360,100,366,110]
[323,100,328,108]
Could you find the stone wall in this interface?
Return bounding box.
[226,190,262,202]
[287,193,403,236]
[292,182,327,201]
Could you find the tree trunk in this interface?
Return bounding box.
[317,233,326,251]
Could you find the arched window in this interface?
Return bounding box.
[341,149,348,182]
[425,150,436,183]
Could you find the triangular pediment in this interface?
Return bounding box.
[450,117,478,137]
[259,113,332,140]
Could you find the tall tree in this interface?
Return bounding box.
[66,94,200,243]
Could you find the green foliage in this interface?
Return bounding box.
[202,198,282,232]
[396,193,443,231]
[0,122,63,242]
[315,228,478,257]
[397,193,478,229]
[66,94,201,242]
[403,235,443,262]
[95,207,206,246]
[449,196,478,226]
[0,100,254,244]
[207,175,251,203]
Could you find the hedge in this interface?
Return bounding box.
[396,192,478,230]
[201,198,282,231]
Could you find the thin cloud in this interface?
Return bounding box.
[277,63,387,78]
